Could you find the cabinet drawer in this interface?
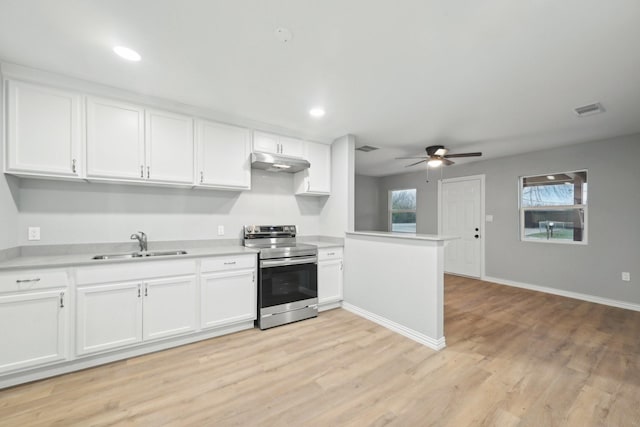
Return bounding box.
[0,269,69,293]
[201,255,256,273]
[76,259,196,285]
[318,247,343,261]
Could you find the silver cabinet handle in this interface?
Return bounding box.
[59,292,65,308]
[224,261,236,265]
[72,158,77,173]
[140,165,144,178]
[16,278,41,283]
[147,166,150,179]
[327,252,335,256]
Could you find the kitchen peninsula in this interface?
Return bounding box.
[343,231,458,350]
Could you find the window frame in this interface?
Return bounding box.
[519,169,588,245]
[388,188,417,233]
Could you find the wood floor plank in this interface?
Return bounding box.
[2,275,640,426]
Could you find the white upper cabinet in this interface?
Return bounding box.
[278,136,304,158]
[196,120,251,189]
[86,97,145,180]
[5,80,82,178]
[253,131,304,158]
[145,109,194,184]
[294,141,331,195]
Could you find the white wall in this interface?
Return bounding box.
[319,135,355,238]
[17,170,325,245]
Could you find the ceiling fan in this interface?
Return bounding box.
[396,145,482,168]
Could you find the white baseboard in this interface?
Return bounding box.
[342,302,446,351]
[319,301,342,312]
[483,275,640,312]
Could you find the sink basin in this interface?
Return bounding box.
[92,250,187,260]
[144,250,188,257]
[92,252,143,260]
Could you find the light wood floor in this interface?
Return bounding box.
[1,275,640,426]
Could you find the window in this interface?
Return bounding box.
[389,189,417,232]
[520,170,587,243]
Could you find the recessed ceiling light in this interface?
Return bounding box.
[274,27,293,43]
[113,46,141,62]
[309,108,325,118]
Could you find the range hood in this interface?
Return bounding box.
[251,152,310,173]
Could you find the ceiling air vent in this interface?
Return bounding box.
[574,102,605,117]
[356,145,379,152]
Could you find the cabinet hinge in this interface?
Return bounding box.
[147,166,150,179]
[140,165,144,178]
[59,291,65,308]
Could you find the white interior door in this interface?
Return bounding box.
[439,176,483,278]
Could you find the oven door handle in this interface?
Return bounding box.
[260,256,318,268]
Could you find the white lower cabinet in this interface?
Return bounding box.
[200,255,257,329]
[0,289,68,374]
[143,275,197,341]
[76,275,197,355]
[76,281,143,355]
[201,269,256,329]
[318,248,344,305]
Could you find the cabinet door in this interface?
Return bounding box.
[0,289,67,373]
[279,136,304,158]
[86,97,145,180]
[252,131,279,154]
[143,275,197,341]
[146,109,194,184]
[6,80,81,177]
[201,270,256,329]
[318,259,343,304]
[197,120,251,189]
[295,141,331,195]
[76,282,143,355]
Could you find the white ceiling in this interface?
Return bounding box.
[1,0,639,176]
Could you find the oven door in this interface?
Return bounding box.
[259,256,318,309]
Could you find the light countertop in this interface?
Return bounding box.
[0,245,258,271]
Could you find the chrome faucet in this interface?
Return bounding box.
[130,231,148,252]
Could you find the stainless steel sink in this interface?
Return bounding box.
[92,250,187,260]
[144,250,188,257]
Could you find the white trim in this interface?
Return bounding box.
[483,276,640,312]
[342,302,446,351]
[318,301,342,312]
[437,174,486,279]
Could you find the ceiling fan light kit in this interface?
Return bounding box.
[396,145,483,169]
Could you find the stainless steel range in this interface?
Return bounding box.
[244,225,318,330]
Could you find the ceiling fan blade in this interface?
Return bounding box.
[406,160,427,167]
[444,152,482,158]
[395,156,429,160]
[442,158,455,166]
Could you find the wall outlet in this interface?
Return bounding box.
[622,272,631,282]
[28,227,41,241]
[217,225,225,236]
[485,215,494,223]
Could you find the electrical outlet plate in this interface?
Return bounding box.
[28,227,41,241]
[622,272,631,282]
[217,225,225,236]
